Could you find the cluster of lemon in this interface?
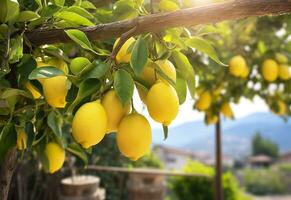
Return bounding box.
[21,37,181,173]
[228,55,290,115]
[72,38,180,162]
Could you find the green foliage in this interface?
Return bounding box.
[244,167,285,195]
[170,161,250,200]
[252,132,279,158]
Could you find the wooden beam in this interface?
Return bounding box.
[26,0,291,46]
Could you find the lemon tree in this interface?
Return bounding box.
[0,0,291,199]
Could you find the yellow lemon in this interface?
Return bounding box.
[36,58,68,84]
[229,55,247,77]
[206,114,218,125]
[272,100,286,115]
[241,66,250,78]
[72,101,107,148]
[275,53,288,64]
[17,130,27,150]
[101,90,130,133]
[42,76,68,108]
[140,62,156,86]
[146,81,179,125]
[156,59,176,83]
[159,0,179,11]
[117,113,152,161]
[196,91,211,111]
[26,82,41,99]
[262,59,279,82]
[114,37,135,63]
[136,85,148,104]
[45,142,65,173]
[279,65,290,81]
[221,102,234,119]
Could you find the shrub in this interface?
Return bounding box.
[170,161,250,200]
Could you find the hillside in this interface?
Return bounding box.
[153,112,291,159]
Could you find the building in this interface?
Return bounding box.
[280,152,291,163]
[248,154,273,168]
[153,145,234,170]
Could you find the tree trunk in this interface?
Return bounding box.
[0,148,18,200]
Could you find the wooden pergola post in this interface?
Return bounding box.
[215,114,223,200]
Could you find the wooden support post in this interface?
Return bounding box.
[215,114,223,200]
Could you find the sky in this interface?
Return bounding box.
[133,89,269,129]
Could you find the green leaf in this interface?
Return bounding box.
[17,54,37,85]
[114,69,134,106]
[52,0,65,7]
[113,0,138,20]
[47,111,63,146]
[25,122,34,149]
[9,35,23,64]
[81,1,96,9]
[41,5,61,17]
[176,74,187,105]
[68,79,101,113]
[0,124,17,163]
[67,143,88,165]
[186,37,226,66]
[0,88,31,99]
[80,60,110,80]
[17,11,40,22]
[67,6,94,20]
[5,0,19,23]
[0,0,8,23]
[130,36,148,75]
[28,66,65,80]
[55,11,94,26]
[162,125,168,140]
[172,51,195,98]
[65,29,93,52]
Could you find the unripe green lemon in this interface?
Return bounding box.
[229,55,247,77]
[72,101,107,148]
[70,57,91,75]
[262,59,279,82]
[45,142,65,173]
[146,81,179,126]
[117,113,152,161]
[101,90,130,133]
[43,76,68,108]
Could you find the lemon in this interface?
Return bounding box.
[114,37,135,63]
[16,130,27,150]
[72,101,107,148]
[159,0,179,11]
[272,100,286,115]
[275,53,288,64]
[156,59,176,83]
[262,59,278,82]
[229,55,247,77]
[117,113,152,161]
[26,82,41,99]
[196,91,211,111]
[241,66,250,78]
[45,142,65,173]
[221,102,234,119]
[146,81,179,125]
[206,114,218,125]
[279,65,290,81]
[101,90,130,133]
[70,57,91,75]
[139,62,156,86]
[43,76,68,108]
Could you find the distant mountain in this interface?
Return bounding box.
[152,112,291,159]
